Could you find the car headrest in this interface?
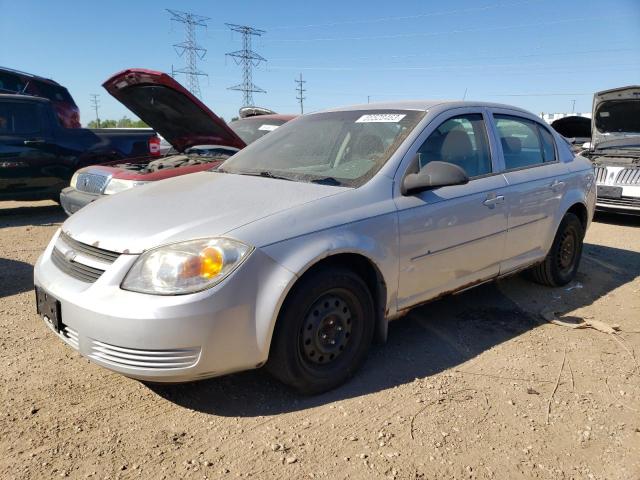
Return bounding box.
[501,136,522,154]
[441,129,473,159]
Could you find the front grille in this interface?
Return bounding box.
[51,247,105,283]
[615,168,640,185]
[594,166,607,183]
[59,232,120,263]
[597,196,640,208]
[88,340,201,370]
[75,172,109,194]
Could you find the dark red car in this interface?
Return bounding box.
[60,68,295,215]
[0,67,81,128]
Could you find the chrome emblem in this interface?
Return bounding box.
[64,250,77,262]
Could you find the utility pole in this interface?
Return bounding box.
[90,94,100,128]
[226,24,266,107]
[367,95,371,104]
[295,73,306,114]
[167,9,210,98]
[571,99,576,113]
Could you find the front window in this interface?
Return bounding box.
[416,114,492,177]
[221,110,425,187]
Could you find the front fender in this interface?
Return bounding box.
[260,212,400,343]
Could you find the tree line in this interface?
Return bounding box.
[87,116,149,128]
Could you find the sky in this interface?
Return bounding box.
[1,0,639,125]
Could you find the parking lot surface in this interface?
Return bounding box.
[1,201,639,480]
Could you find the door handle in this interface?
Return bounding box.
[550,180,566,191]
[23,139,46,146]
[483,194,505,208]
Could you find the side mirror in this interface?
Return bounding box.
[402,160,469,195]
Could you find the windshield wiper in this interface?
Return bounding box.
[310,176,344,186]
[232,170,293,181]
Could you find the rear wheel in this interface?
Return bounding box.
[266,267,374,394]
[529,212,584,287]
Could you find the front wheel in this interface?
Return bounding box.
[529,212,584,287]
[266,267,374,394]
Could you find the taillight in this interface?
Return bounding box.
[149,136,161,156]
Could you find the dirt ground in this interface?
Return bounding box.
[1,200,639,480]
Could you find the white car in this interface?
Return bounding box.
[34,101,596,393]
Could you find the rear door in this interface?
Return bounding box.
[394,108,508,309]
[0,100,60,198]
[488,109,569,273]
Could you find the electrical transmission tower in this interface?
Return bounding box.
[225,24,266,107]
[295,73,306,114]
[90,94,100,127]
[167,9,210,98]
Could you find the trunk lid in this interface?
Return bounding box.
[103,69,246,152]
[592,86,640,150]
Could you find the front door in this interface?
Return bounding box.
[395,111,508,310]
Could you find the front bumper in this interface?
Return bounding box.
[596,184,640,214]
[60,187,101,216]
[33,231,297,382]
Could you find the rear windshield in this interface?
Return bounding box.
[228,118,288,144]
[595,100,640,133]
[222,110,424,187]
[31,80,75,104]
[0,71,26,93]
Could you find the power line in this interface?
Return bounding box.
[267,0,544,30]
[295,73,306,114]
[265,14,626,43]
[225,24,267,107]
[167,9,210,98]
[89,94,100,128]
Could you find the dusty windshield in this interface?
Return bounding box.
[220,110,424,187]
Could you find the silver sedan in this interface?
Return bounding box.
[34,101,596,393]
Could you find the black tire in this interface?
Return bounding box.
[266,267,374,394]
[529,212,584,287]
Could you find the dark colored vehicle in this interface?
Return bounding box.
[0,67,81,128]
[550,115,591,152]
[0,94,160,202]
[61,68,295,215]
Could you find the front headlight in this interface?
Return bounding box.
[69,171,80,189]
[121,238,253,295]
[104,178,149,195]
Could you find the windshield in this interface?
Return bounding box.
[221,110,424,187]
[228,117,288,144]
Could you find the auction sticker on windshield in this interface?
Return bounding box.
[355,114,406,123]
[259,124,280,131]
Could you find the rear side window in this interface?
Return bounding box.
[416,113,492,177]
[32,80,74,103]
[0,102,41,135]
[538,126,557,162]
[494,115,545,169]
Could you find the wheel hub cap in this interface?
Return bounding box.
[558,231,576,270]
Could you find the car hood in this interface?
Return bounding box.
[103,69,246,152]
[592,85,640,149]
[62,172,349,253]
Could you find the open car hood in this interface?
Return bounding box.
[592,86,640,149]
[103,69,246,152]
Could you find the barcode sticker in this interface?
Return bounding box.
[258,124,280,131]
[355,114,406,123]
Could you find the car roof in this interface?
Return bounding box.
[320,100,534,115]
[0,66,62,86]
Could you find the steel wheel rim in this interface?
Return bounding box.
[300,294,353,365]
[558,229,577,272]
